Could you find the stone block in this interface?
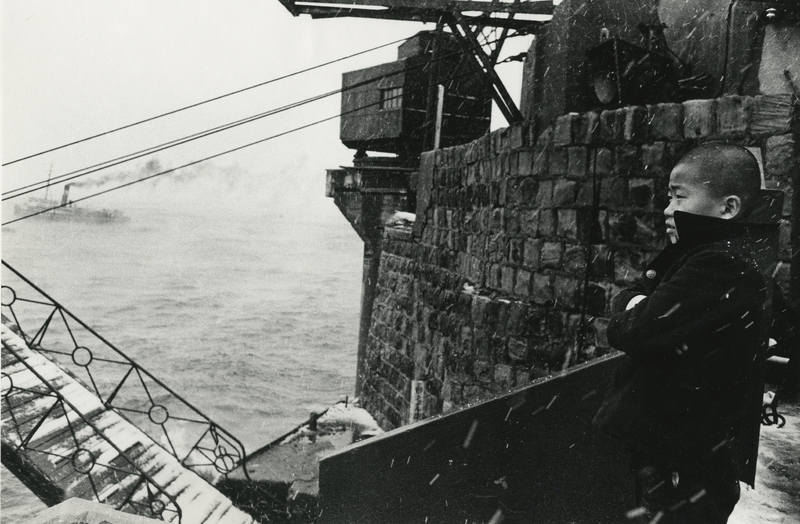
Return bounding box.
[523,238,543,269]
[765,134,797,182]
[600,178,626,208]
[509,124,526,150]
[600,108,625,143]
[647,103,683,141]
[534,180,554,208]
[518,149,534,176]
[641,142,667,177]
[557,209,578,240]
[490,181,500,207]
[564,244,587,272]
[568,146,589,179]
[515,269,532,295]
[628,178,655,208]
[549,148,568,176]
[576,181,595,208]
[501,266,516,293]
[508,152,520,180]
[552,179,578,206]
[538,209,557,237]
[608,212,638,243]
[553,113,577,147]
[490,208,504,230]
[507,178,522,207]
[541,241,563,268]
[519,177,539,207]
[487,263,502,289]
[494,363,515,389]
[623,106,648,143]
[683,99,717,138]
[553,276,579,309]
[505,214,521,236]
[532,273,554,305]
[508,337,528,362]
[615,145,640,177]
[493,153,506,180]
[509,238,524,265]
[576,111,601,144]
[750,94,793,136]
[533,147,549,177]
[520,209,540,236]
[593,147,613,176]
[716,96,750,137]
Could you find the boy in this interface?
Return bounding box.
[594,143,767,523]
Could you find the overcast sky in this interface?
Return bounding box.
[2,1,533,214]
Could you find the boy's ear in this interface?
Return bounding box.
[721,195,742,220]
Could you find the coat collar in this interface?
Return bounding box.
[672,211,746,249]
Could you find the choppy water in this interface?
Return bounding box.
[0,197,363,521]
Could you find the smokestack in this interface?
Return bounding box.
[61,184,71,206]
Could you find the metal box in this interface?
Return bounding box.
[340,31,491,158]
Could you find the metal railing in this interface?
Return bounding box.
[1,260,250,485]
[2,341,183,521]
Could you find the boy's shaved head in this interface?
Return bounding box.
[675,143,762,214]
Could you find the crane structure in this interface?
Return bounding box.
[276,0,555,125]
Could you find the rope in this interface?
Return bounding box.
[1,36,412,167]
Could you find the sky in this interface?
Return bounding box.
[2,1,534,218]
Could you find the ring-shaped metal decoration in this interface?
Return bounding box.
[149,498,166,516]
[1,286,16,307]
[148,404,169,425]
[72,448,96,474]
[1,372,13,398]
[71,346,93,367]
[213,452,237,474]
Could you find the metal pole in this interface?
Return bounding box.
[434,84,445,150]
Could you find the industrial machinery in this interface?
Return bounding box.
[340,31,491,160]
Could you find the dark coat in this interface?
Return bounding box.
[594,211,767,485]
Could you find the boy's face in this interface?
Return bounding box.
[663,161,728,243]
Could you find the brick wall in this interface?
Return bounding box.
[361,94,798,431]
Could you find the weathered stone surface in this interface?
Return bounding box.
[647,103,683,141]
[600,108,625,143]
[361,93,794,428]
[623,106,648,143]
[538,209,557,238]
[568,147,588,179]
[549,148,568,176]
[766,134,797,182]
[683,99,716,138]
[532,273,554,305]
[750,94,793,136]
[553,113,576,147]
[541,241,563,269]
[534,180,554,208]
[524,238,543,269]
[515,269,532,296]
[716,96,750,137]
[552,179,578,207]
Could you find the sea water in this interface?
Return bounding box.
[0,195,363,521]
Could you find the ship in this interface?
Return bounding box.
[13,183,129,223]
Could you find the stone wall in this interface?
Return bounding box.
[361,94,798,431]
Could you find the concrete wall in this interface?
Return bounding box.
[360,94,798,431]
